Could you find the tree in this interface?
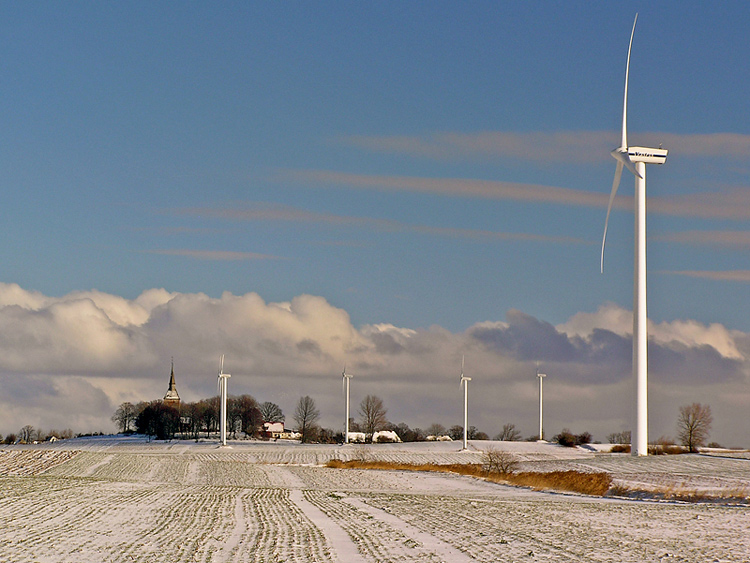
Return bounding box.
[467,426,488,440]
[482,447,519,475]
[294,396,320,443]
[448,425,463,441]
[394,422,422,442]
[197,397,220,438]
[236,395,262,437]
[359,395,388,441]
[181,401,203,439]
[19,425,35,443]
[135,402,180,440]
[111,402,137,433]
[677,403,713,453]
[259,401,285,423]
[426,423,446,438]
[494,423,522,442]
[607,430,631,444]
[226,396,240,438]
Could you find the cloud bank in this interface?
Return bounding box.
[0,283,748,446]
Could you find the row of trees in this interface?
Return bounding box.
[112,396,285,441]
[291,394,520,444]
[1,426,76,445]
[111,390,716,451]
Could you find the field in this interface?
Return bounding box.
[0,437,748,562]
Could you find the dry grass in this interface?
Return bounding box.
[325,459,612,497]
[607,482,750,504]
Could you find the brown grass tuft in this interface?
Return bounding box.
[504,471,612,496]
[325,460,612,496]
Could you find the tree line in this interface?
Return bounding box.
[112,396,285,441]
[108,392,717,451]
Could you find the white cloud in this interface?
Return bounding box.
[0,284,748,446]
[558,302,743,359]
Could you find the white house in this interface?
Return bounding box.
[263,422,285,438]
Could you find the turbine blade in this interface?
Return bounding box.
[621,14,638,149]
[601,161,623,273]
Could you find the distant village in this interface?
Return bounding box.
[110,362,496,445]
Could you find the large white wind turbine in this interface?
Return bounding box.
[218,355,231,447]
[601,14,668,457]
[342,365,355,444]
[537,369,546,442]
[459,355,471,450]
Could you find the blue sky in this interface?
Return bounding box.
[1,2,749,445]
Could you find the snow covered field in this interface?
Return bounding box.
[1,437,748,562]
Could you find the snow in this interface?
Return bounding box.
[0,437,749,562]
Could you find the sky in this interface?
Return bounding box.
[1,2,749,447]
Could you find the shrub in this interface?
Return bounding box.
[610,444,630,453]
[555,429,577,447]
[482,447,519,475]
[607,430,631,444]
[575,432,593,445]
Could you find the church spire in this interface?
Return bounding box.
[163,358,180,407]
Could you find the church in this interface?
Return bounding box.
[163,360,181,409]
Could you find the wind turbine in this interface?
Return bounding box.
[537,368,546,441]
[217,355,231,447]
[342,365,354,444]
[601,14,668,457]
[459,355,471,450]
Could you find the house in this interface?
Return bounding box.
[263,422,285,438]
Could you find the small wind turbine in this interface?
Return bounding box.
[536,368,546,441]
[217,355,231,447]
[459,355,471,450]
[601,14,668,457]
[342,365,354,444]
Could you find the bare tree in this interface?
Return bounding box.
[19,425,35,443]
[426,423,446,438]
[359,395,388,441]
[259,401,285,423]
[677,403,713,453]
[494,423,522,441]
[294,396,320,443]
[607,430,631,444]
[111,402,137,433]
[448,425,463,441]
[237,395,262,437]
[482,447,519,475]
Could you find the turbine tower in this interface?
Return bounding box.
[217,355,231,447]
[459,355,471,450]
[342,365,355,444]
[601,14,668,457]
[537,369,546,441]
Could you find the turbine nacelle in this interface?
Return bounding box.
[624,146,668,165]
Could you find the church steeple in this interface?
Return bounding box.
[163,358,181,407]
